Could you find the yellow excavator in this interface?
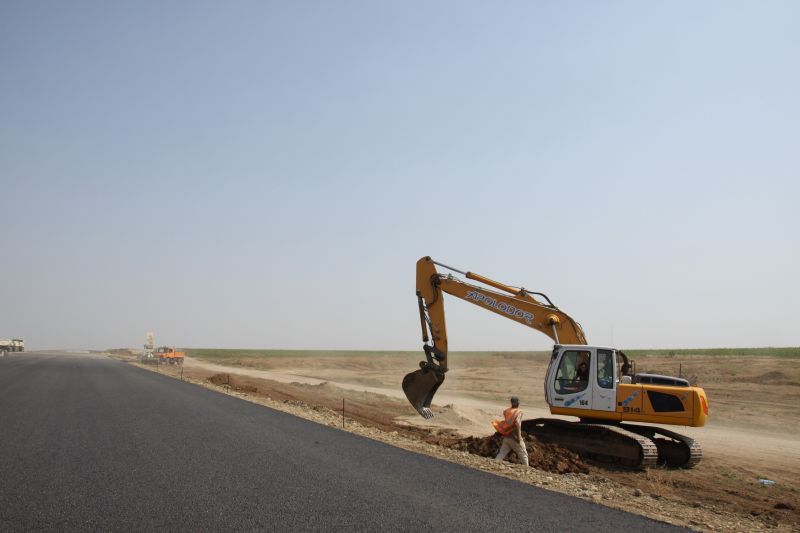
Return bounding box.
[403,257,708,469]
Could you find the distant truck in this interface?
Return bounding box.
[154,346,184,365]
[0,339,25,353]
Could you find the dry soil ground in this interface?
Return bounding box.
[110,349,800,532]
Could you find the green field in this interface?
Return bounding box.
[625,347,800,359]
[182,347,800,361]
[183,348,555,361]
[183,348,418,360]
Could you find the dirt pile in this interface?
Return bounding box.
[207,373,258,393]
[440,433,589,474]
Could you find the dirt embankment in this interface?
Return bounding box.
[210,371,588,474]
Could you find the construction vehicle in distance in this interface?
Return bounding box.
[403,257,708,469]
[0,338,25,353]
[140,333,184,365]
[154,346,185,365]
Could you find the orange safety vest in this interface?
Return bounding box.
[492,407,522,437]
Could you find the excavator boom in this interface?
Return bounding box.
[403,256,586,416]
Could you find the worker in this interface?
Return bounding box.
[493,396,529,466]
[575,361,589,382]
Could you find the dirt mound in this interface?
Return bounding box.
[440,433,589,474]
[305,381,340,394]
[207,373,258,393]
[425,404,482,427]
[394,403,500,438]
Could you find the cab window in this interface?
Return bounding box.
[554,350,591,394]
[597,349,614,389]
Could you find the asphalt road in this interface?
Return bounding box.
[0,352,685,532]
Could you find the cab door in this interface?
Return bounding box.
[549,348,593,412]
[591,349,616,411]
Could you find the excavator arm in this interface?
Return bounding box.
[403,256,587,418]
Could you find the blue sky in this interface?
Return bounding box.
[2,1,798,351]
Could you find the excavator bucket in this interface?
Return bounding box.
[402,366,444,419]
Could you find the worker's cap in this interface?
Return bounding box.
[510,396,520,405]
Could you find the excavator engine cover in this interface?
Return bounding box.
[402,366,444,419]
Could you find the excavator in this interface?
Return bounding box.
[403,256,708,469]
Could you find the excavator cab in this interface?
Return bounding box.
[545,345,620,418]
[545,344,707,428]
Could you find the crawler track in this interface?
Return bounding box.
[621,424,702,468]
[522,418,659,470]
